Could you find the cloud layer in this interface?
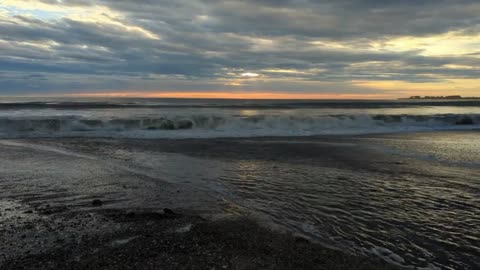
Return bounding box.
[1,0,480,97]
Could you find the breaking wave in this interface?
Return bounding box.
[0,113,479,139]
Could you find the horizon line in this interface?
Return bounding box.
[1,92,475,100]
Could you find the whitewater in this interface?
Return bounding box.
[0,98,479,138]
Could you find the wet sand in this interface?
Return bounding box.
[1,132,479,269]
[0,137,399,270]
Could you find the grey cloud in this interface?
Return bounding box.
[1,0,479,94]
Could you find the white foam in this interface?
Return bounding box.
[110,236,139,247]
[371,247,406,265]
[175,224,192,233]
[0,112,478,139]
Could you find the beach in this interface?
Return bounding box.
[1,131,479,269]
[0,136,404,270]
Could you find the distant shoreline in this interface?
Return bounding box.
[400,96,480,100]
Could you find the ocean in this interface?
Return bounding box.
[0,98,479,269]
[0,98,479,138]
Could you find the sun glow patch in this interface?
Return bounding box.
[241,72,260,77]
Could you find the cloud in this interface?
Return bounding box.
[0,0,480,96]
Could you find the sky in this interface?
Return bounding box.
[1,0,480,99]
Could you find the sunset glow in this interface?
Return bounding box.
[68,91,395,100]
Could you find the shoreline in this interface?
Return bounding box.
[0,201,397,270]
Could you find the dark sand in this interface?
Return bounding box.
[0,137,403,269]
[4,132,480,269]
[0,207,396,270]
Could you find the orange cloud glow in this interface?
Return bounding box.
[67,91,396,99]
[353,79,480,97]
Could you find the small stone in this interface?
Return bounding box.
[92,199,103,207]
[294,235,310,243]
[163,208,175,215]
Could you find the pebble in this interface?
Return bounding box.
[163,208,175,215]
[92,199,103,207]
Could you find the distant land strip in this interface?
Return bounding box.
[401,96,480,100]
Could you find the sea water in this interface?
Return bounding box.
[0,98,479,138]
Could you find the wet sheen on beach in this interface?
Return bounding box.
[1,131,479,270]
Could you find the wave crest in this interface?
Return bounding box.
[0,114,478,138]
